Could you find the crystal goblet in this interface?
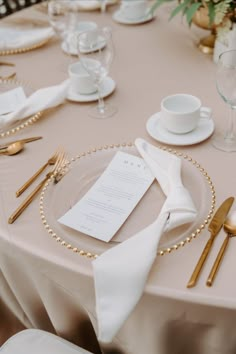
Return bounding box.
[77,27,117,119]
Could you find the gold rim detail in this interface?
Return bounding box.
[39,143,216,260]
[0,38,51,56]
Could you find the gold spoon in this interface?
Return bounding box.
[0,141,24,156]
[206,211,236,286]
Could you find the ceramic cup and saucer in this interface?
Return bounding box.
[113,0,154,25]
[146,94,215,146]
[61,21,106,56]
[67,60,116,103]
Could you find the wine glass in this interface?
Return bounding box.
[99,0,107,13]
[48,0,78,71]
[48,0,70,40]
[77,27,117,119]
[213,49,236,152]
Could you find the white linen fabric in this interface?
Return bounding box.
[0,329,92,354]
[76,0,115,10]
[93,138,197,343]
[0,80,70,129]
[0,27,54,50]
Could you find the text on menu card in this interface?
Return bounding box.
[58,151,155,242]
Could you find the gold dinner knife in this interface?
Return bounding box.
[187,196,234,288]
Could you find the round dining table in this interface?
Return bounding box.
[1,2,236,354]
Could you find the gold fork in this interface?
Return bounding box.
[16,147,63,197]
[8,152,66,224]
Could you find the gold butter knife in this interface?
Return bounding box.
[0,136,42,149]
[187,196,234,288]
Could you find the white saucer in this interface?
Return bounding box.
[112,10,154,25]
[61,35,106,56]
[67,77,116,103]
[146,112,215,146]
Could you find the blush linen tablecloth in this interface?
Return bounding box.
[1,4,236,354]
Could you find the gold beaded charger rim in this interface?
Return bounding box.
[39,143,216,260]
[0,78,43,138]
[0,37,51,56]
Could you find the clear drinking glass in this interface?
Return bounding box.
[99,0,107,13]
[77,27,117,119]
[48,0,70,40]
[212,49,236,152]
[48,0,78,70]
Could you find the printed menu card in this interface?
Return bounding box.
[58,151,154,242]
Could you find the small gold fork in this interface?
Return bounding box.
[16,147,63,197]
[8,152,67,224]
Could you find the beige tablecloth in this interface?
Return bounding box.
[1,4,236,354]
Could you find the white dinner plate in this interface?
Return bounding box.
[61,35,106,56]
[146,112,215,146]
[112,10,154,25]
[67,77,116,103]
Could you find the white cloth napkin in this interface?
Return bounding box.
[76,0,115,10]
[93,138,197,343]
[0,27,54,51]
[0,80,70,129]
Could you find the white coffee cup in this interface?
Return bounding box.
[65,21,98,54]
[120,0,148,20]
[68,60,97,95]
[75,21,98,43]
[160,94,212,134]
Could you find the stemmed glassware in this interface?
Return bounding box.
[48,0,70,41]
[48,0,78,70]
[99,0,107,13]
[77,27,117,119]
[213,49,236,152]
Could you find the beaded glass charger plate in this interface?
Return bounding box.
[40,144,216,259]
[0,79,42,138]
[0,19,52,56]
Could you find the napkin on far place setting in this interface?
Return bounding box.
[0,27,54,51]
[93,138,197,343]
[76,0,114,10]
[0,80,70,129]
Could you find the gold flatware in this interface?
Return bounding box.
[15,147,63,197]
[0,61,16,80]
[0,141,24,156]
[0,72,16,80]
[8,152,66,224]
[187,197,234,288]
[206,211,236,286]
[0,61,15,67]
[0,136,42,150]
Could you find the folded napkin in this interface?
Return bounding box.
[76,0,115,10]
[93,138,197,343]
[0,27,54,51]
[0,80,70,129]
